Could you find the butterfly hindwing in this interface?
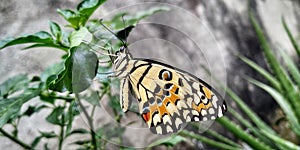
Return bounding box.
[125,59,227,134]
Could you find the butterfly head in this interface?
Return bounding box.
[113,45,132,71]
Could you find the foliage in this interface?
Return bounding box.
[0,0,299,149]
[0,0,169,149]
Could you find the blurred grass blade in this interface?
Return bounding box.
[225,87,275,134]
[190,122,241,148]
[282,17,300,57]
[217,116,273,150]
[228,107,280,149]
[278,48,300,87]
[146,135,187,149]
[179,130,242,150]
[239,56,281,90]
[250,11,300,121]
[248,78,300,136]
[261,130,300,150]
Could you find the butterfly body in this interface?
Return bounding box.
[113,46,226,134]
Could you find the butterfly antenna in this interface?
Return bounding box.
[121,15,128,44]
[99,19,126,46]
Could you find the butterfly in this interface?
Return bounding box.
[110,45,227,134]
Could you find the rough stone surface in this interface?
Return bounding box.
[0,0,299,149]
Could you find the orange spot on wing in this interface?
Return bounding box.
[202,86,212,99]
[158,104,168,117]
[142,112,151,122]
[169,85,180,102]
[192,102,212,112]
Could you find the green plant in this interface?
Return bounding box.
[0,0,168,149]
[1,0,299,149]
[161,10,300,150]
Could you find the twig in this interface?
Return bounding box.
[75,93,98,150]
[0,128,31,149]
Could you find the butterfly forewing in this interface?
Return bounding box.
[119,58,226,134]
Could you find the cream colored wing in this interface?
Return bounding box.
[125,59,226,134]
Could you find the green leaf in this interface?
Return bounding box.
[190,122,242,148]
[40,131,57,138]
[46,106,64,125]
[108,95,123,115]
[0,31,55,49]
[48,43,98,93]
[227,107,278,148]
[49,21,62,40]
[217,117,273,150]
[81,90,100,106]
[260,130,300,150]
[239,56,281,90]
[71,140,91,146]
[65,128,89,138]
[31,136,42,148]
[225,87,275,134]
[250,11,300,120]
[70,27,92,47]
[61,30,71,47]
[66,101,80,134]
[282,17,300,57]
[57,9,81,29]
[0,74,29,98]
[248,78,300,136]
[47,59,72,92]
[72,43,98,93]
[179,130,241,150]
[21,43,67,51]
[58,0,106,29]
[41,62,65,83]
[77,0,106,26]
[0,75,41,128]
[147,135,187,148]
[31,131,57,147]
[39,91,56,104]
[278,48,300,88]
[0,89,41,128]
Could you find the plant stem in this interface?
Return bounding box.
[217,116,273,150]
[0,128,31,149]
[179,130,241,150]
[58,102,66,150]
[76,93,98,150]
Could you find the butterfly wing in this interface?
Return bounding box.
[125,59,226,134]
[120,78,131,112]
